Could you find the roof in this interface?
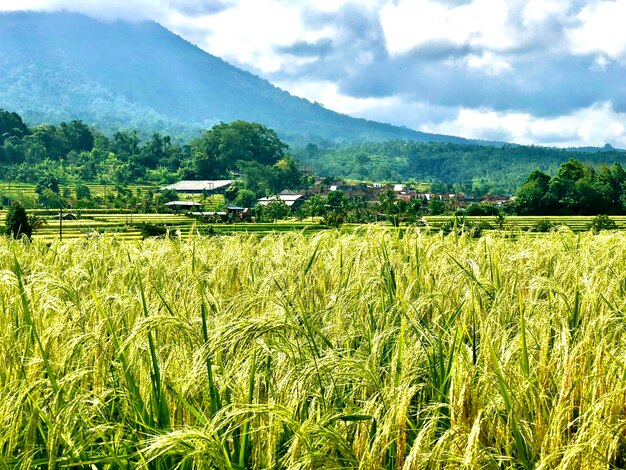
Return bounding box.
[225,205,245,210]
[257,194,305,207]
[189,211,227,216]
[162,180,233,192]
[164,201,203,207]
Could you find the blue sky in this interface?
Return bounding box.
[1,0,626,147]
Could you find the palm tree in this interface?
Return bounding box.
[378,189,399,226]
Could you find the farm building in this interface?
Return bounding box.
[225,204,245,215]
[163,201,203,212]
[162,180,233,194]
[256,193,307,209]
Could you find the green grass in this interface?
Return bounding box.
[0,228,626,467]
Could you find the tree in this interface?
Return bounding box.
[57,120,94,155]
[136,133,171,169]
[302,195,325,222]
[325,190,347,211]
[111,130,140,162]
[429,198,447,215]
[378,189,399,225]
[190,121,288,179]
[5,201,32,239]
[514,170,554,215]
[346,196,370,223]
[36,174,60,196]
[234,189,257,208]
[75,184,92,200]
[262,199,290,222]
[269,155,302,193]
[0,109,28,145]
[158,189,179,204]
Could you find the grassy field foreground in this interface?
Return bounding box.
[1,229,626,468]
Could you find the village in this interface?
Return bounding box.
[160,178,514,222]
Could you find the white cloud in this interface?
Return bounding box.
[167,1,308,73]
[380,0,514,56]
[421,102,626,147]
[1,0,625,148]
[522,0,571,26]
[465,52,512,76]
[274,78,404,116]
[568,0,626,62]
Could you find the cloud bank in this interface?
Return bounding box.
[1,0,626,147]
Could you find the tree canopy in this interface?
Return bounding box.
[189,121,288,179]
[513,159,626,215]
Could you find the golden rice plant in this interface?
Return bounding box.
[0,227,625,468]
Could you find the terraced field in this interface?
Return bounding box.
[0,212,618,242]
[0,182,157,198]
[426,215,626,232]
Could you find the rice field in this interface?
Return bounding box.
[4,211,625,242]
[1,227,626,468]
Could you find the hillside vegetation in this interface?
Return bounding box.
[0,11,478,146]
[299,141,626,194]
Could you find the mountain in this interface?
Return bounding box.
[0,11,488,146]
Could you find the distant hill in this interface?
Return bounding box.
[565,143,626,153]
[0,11,489,146]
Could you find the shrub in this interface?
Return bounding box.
[529,219,555,233]
[587,214,618,233]
[5,201,32,239]
[136,222,168,238]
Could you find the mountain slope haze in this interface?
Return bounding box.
[0,11,479,145]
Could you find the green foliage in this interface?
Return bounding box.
[190,121,288,179]
[261,199,290,222]
[378,189,400,226]
[429,198,447,215]
[493,211,507,230]
[5,201,32,239]
[587,214,618,233]
[0,108,311,199]
[514,159,626,215]
[35,174,60,195]
[136,222,168,238]
[233,189,257,208]
[75,184,91,200]
[297,141,626,194]
[463,202,501,216]
[301,194,325,221]
[157,189,178,204]
[529,219,556,232]
[0,109,28,145]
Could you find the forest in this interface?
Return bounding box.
[513,159,626,215]
[0,109,305,198]
[297,141,626,195]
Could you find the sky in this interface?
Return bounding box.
[1,0,626,147]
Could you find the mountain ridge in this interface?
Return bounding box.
[0,11,499,146]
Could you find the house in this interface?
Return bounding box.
[256,193,307,209]
[163,201,203,212]
[481,194,511,206]
[161,180,233,195]
[225,204,245,215]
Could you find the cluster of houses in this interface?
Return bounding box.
[160,179,514,218]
